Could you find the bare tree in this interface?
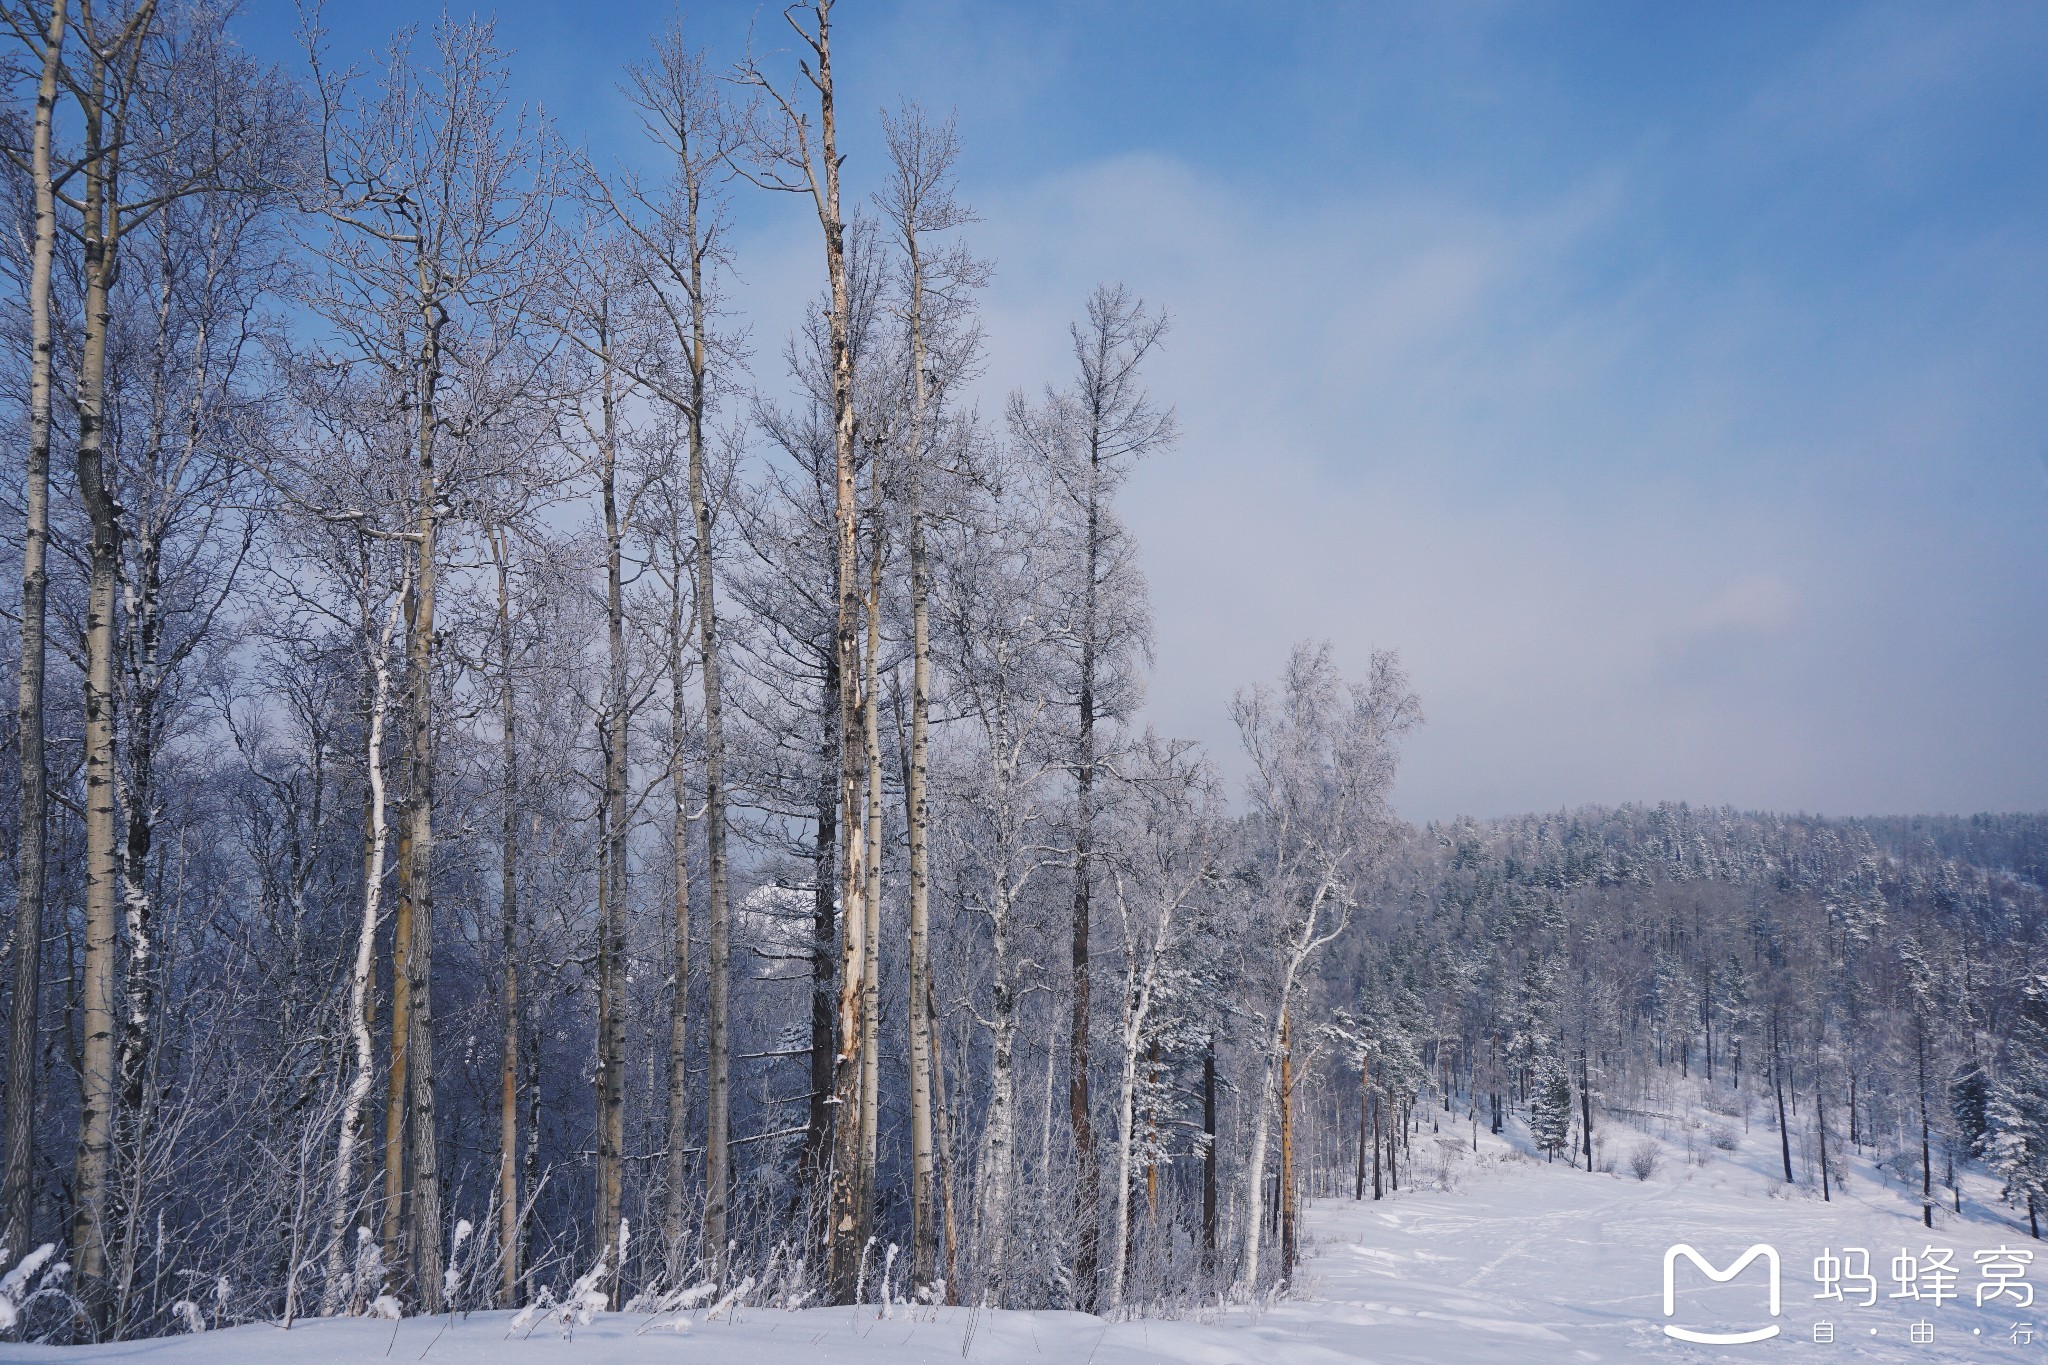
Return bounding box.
[1104,735,1213,1310]
[55,0,291,1310]
[318,532,406,1315]
[874,101,985,1292]
[735,0,869,1297]
[1232,644,1418,1297]
[300,12,553,1309]
[542,210,640,1302]
[1010,282,1174,1308]
[930,449,1064,1305]
[584,25,744,1267]
[486,523,520,1304]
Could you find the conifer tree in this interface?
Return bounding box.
[1990,971,2048,1238]
[1531,1055,1574,1162]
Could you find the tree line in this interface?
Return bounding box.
[1314,806,2048,1241]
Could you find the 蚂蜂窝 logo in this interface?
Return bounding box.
[1662,1243,1781,1344]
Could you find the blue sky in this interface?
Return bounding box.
[241,2,2048,821]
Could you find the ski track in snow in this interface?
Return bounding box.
[8,1112,2040,1363]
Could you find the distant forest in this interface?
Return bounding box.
[1326,805,2048,1227]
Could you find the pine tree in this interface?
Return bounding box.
[1990,972,2048,1238]
[1953,1064,1991,1156]
[1531,1053,1575,1162]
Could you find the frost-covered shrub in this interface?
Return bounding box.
[0,1244,75,1340]
[1711,1128,1739,1151]
[1629,1140,1662,1181]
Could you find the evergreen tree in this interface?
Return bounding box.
[1531,1053,1575,1162]
[1990,972,2048,1238]
[1953,1063,1991,1157]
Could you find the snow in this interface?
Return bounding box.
[11,1101,2037,1362]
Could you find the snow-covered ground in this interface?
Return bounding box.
[10,1099,2040,1362]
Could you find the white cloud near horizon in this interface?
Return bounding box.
[937,145,2048,823]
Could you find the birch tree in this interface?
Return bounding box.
[0,0,65,1259]
[1232,644,1418,1297]
[542,209,642,1303]
[735,2,870,1294]
[1103,734,1213,1310]
[300,14,553,1308]
[931,449,1063,1306]
[54,0,291,1310]
[874,101,986,1292]
[1010,282,1174,1307]
[583,26,744,1265]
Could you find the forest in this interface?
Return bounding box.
[0,0,2044,1346]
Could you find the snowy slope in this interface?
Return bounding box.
[8,1105,2039,1363]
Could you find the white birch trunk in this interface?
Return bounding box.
[323,576,404,1315]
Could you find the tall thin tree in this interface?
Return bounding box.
[737,0,868,1299]
[0,0,66,1262]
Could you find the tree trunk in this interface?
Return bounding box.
[802,650,838,1200]
[857,486,884,1248]
[816,0,871,1297]
[1771,1013,1793,1185]
[663,543,694,1279]
[1238,953,1305,1297]
[1372,1092,1382,1200]
[1068,450,1101,1313]
[594,355,629,1303]
[111,530,171,1336]
[383,806,411,1270]
[400,291,446,1314]
[3,0,66,1260]
[925,977,960,1303]
[1815,1066,1831,1202]
[1917,1018,1933,1229]
[491,533,521,1305]
[1579,1048,1594,1172]
[901,217,939,1299]
[686,185,734,1289]
[69,76,128,1302]
[1108,958,1141,1309]
[324,569,402,1315]
[1355,1055,1369,1200]
[973,885,1019,1304]
[1202,1037,1218,1262]
[1279,1010,1296,1280]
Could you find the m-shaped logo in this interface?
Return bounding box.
[1662,1243,1781,1344]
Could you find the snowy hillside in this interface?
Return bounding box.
[11,1095,2037,1364]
